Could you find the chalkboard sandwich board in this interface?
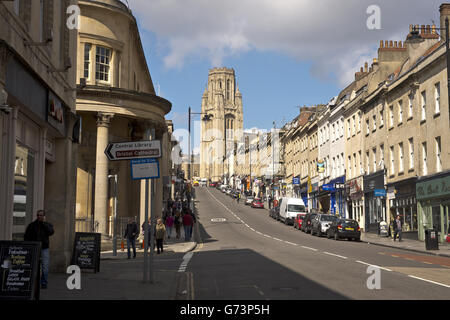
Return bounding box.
[0,241,41,300]
[71,232,101,273]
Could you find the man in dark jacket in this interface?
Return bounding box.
[393,215,403,242]
[124,218,138,259]
[24,210,54,289]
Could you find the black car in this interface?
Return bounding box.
[327,218,361,241]
[269,206,280,220]
[300,213,317,233]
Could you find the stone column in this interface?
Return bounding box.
[94,112,114,237]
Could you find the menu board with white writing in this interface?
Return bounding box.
[71,233,101,273]
[0,241,41,300]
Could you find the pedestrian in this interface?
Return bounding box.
[165,214,174,239]
[155,219,166,254]
[24,210,54,289]
[237,192,241,204]
[174,210,182,239]
[124,217,138,259]
[183,212,194,241]
[141,218,152,249]
[393,215,403,242]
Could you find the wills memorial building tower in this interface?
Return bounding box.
[200,68,243,183]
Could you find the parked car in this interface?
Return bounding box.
[327,219,361,241]
[301,213,318,233]
[209,182,217,187]
[293,213,307,229]
[278,197,307,225]
[245,196,254,205]
[251,198,264,209]
[193,180,199,187]
[200,178,207,187]
[311,214,338,237]
[270,206,280,220]
[226,189,232,196]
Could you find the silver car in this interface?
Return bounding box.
[245,197,254,205]
[311,214,338,237]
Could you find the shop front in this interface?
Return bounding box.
[300,183,308,210]
[416,171,450,243]
[387,177,418,240]
[308,179,319,211]
[346,176,364,225]
[364,171,386,233]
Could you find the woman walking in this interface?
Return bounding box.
[155,219,166,254]
[174,210,182,239]
[165,214,174,239]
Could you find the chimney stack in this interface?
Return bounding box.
[439,4,450,42]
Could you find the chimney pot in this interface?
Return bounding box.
[399,41,403,48]
[385,40,389,47]
[426,25,431,34]
[409,25,413,32]
[421,25,425,34]
[432,25,436,34]
[394,41,398,48]
[389,40,393,47]
[380,40,384,48]
[364,62,368,72]
[360,67,363,73]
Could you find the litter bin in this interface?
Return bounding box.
[424,229,439,250]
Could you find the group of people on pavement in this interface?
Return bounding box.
[122,197,197,258]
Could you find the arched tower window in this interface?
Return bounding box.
[226,80,231,100]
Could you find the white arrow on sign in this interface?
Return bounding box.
[105,140,161,161]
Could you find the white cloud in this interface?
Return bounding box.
[129,0,442,86]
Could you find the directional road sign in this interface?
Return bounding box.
[105,140,161,161]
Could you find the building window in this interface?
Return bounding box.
[408,138,414,170]
[398,100,403,124]
[366,151,370,174]
[352,115,356,135]
[408,94,413,119]
[84,43,91,79]
[421,91,426,121]
[399,143,404,173]
[358,112,361,132]
[96,46,111,82]
[347,119,351,139]
[346,157,349,179]
[353,153,356,178]
[340,153,344,176]
[435,83,440,115]
[372,148,377,173]
[227,80,231,100]
[13,145,36,241]
[436,137,442,172]
[390,146,395,176]
[39,0,44,42]
[379,109,384,127]
[389,105,394,128]
[359,151,362,175]
[366,118,370,135]
[380,144,384,169]
[372,115,376,131]
[422,142,427,176]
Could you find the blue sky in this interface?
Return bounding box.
[129,0,443,153]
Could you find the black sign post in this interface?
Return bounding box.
[0,241,41,300]
[71,233,101,273]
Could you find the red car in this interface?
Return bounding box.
[209,182,217,187]
[293,213,306,230]
[251,199,264,209]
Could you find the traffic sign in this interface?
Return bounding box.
[105,140,161,161]
[131,158,160,180]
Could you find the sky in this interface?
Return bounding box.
[125,0,443,153]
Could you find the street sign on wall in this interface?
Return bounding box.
[105,140,161,161]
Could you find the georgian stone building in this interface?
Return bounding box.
[75,0,171,241]
[200,68,243,183]
[0,0,79,271]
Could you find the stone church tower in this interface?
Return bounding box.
[200,68,243,183]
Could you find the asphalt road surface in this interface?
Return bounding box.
[184,186,450,300]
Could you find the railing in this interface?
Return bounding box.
[109,216,138,237]
[75,217,98,233]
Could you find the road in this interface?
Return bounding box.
[183,186,450,300]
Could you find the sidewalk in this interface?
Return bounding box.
[40,224,198,300]
[360,232,450,258]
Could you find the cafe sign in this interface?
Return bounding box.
[416,176,450,200]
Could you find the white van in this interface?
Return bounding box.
[278,197,307,225]
[200,178,207,187]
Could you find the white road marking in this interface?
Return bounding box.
[273,237,283,242]
[178,251,194,273]
[407,275,450,289]
[323,252,348,259]
[284,241,298,246]
[355,260,392,272]
[301,246,318,251]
